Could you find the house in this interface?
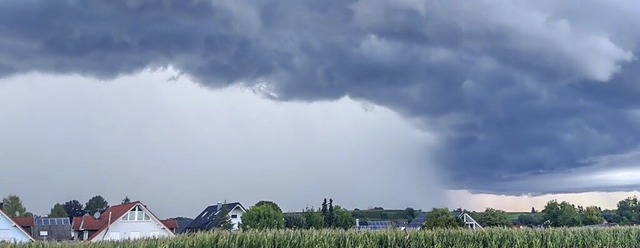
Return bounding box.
[162,217,193,234]
[10,217,34,237]
[160,219,178,233]
[32,217,73,241]
[454,211,483,229]
[71,201,174,242]
[0,204,35,243]
[9,216,72,241]
[406,212,428,229]
[355,220,395,230]
[371,210,481,231]
[183,202,246,233]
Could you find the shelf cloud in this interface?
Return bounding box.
[1,0,639,195]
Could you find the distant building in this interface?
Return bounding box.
[34,217,72,241]
[406,212,428,230]
[160,219,178,234]
[359,210,482,231]
[71,201,174,242]
[164,217,193,234]
[355,220,396,230]
[183,202,246,233]
[10,217,34,238]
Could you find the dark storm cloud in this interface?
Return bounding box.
[1,0,639,194]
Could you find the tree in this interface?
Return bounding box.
[405,207,417,221]
[284,214,307,229]
[212,210,234,230]
[49,203,68,218]
[303,208,324,229]
[582,206,605,225]
[423,208,462,230]
[602,210,622,224]
[121,196,131,204]
[542,200,582,227]
[241,204,285,230]
[334,206,355,230]
[478,208,510,227]
[517,214,543,227]
[321,198,328,226]
[616,196,639,225]
[85,195,109,214]
[531,207,536,213]
[63,200,85,219]
[327,199,336,228]
[2,195,32,217]
[255,201,282,213]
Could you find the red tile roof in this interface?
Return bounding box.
[70,201,173,241]
[68,202,138,240]
[12,217,34,227]
[72,215,103,230]
[161,219,178,230]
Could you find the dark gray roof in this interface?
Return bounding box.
[407,212,428,228]
[175,218,193,234]
[183,202,244,233]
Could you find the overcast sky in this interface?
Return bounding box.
[2,0,640,218]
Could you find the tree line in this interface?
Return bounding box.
[424,196,640,229]
[238,198,356,231]
[8,193,640,230]
[1,194,129,219]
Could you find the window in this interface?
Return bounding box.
[231,214,238,219]
[122,206,151,221]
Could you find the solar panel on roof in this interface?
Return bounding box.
[34,217,71,226]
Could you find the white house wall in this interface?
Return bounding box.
[0,214,32,243]
[91,219,172,242]
[228,207,245,230]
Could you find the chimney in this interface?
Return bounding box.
[355,218,360,227]
[217,201,222,211]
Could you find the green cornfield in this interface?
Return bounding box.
[6,227,640,248]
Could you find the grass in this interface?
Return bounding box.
[5,227,640,248]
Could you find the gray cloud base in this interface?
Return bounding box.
[1,0,639,194]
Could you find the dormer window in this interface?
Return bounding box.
[121,206,151,221]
